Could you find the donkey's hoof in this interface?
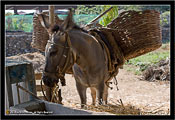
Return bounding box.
[81,104,87,109]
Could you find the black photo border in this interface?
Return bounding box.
[1,0,174,120]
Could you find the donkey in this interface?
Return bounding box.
[42,9,113,108]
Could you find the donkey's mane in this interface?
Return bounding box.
[51,24,88,33]
[73,25,88,33]
[51,25,60,33]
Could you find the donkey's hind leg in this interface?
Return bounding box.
[90,87,96,105]
[75,81,87,108]
[96,81,105,105]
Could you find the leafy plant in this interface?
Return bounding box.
[18,18,25,30]
[75,5,102,15]
[160,11,170,27]
[13,18,19,30]
[118,5,142,11]
[99,5,118,27]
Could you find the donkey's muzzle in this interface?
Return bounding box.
[42,74,58,88]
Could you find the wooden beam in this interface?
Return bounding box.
[6,6,14,10]
[49,5,55,26]
[5,5,77,10]
[32,7,39,10]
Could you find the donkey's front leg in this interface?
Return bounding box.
[75,81,87,108]
[90,87,96,105]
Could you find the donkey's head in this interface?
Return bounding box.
[42,9,75,87]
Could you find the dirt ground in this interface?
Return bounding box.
[61,69,170,115]
[7,52,170,115]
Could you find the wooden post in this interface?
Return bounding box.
[49,5,55,26]
[39,6,42,13]
[14,7,18,15]
[45,5,55,101]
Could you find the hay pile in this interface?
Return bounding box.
[7,52,45,73]
[142,57,170,81]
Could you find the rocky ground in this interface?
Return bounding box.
[7,52,170,115]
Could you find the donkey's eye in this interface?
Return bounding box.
[50,51,57,56]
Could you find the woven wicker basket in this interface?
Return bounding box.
[31,13,63,51]
[106,10,162,60]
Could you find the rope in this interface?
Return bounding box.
[89,30,113,73]
[40,32,75,104]
[16,84,41,100]
[41,78,49,101]
[113,76,124,108]
[114,76,119,91]
[16,83,21,104]
[51,85,59,102]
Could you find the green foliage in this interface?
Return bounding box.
[22,23,33,32]
[99,5,118,27]
[5,5,170,32]
[73,5,102,25]
[5,15,34,32]
[124,65,142,75]
[5,14,99,32]
[160,11,170,27]
[75,5,119,26]
[13,18,19,30]
[75,5,102,15]
[127,51,169,66]
[118,5,142,11]
[125,45,170,74]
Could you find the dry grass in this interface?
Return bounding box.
[63,99,169,115]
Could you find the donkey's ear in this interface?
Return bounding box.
[38,14,50,30]
[38,14,57,35]
[60,9,75,32]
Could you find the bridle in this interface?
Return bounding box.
[41,31,76,102]
[43,32,76,86]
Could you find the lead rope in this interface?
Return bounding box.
[113,76,124,107]
[41,78,49,101]
[113,76,119,91]
[41,32,72,104]
[41,77,63,104]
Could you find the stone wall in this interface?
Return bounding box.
[6,32,41,57]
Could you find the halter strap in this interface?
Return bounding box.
[48,41,70,49]
[45,32,76,76]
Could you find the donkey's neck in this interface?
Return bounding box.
[68,30,107,72]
